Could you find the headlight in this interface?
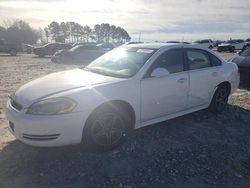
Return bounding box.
[26,98,77,115]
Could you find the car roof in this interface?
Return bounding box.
[124,42,187,50]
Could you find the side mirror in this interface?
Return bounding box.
[150,67,170,78]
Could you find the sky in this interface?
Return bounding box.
[0,0,250,42]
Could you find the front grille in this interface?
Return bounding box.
[22,133,60,141]
[11,99,23,111]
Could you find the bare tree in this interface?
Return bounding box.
[83,25,92,42]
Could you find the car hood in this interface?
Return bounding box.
[12,69,122,107]
[231,56,250,67]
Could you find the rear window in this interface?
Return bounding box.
[209,53,222,66]
[186,49,211,70]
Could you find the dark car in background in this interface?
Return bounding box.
[51,45,109,64]
[245,38,250,45]
[243,43,250,51]
[33,43,72,57]
[231,46,250,82]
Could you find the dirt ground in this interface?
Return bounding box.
[0,52,250,188]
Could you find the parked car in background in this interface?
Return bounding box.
[193,39,214,49]
[166,41,190,44]
[22,43,34,54]
[245,38,250,45]
[33,43,72,57]
[218,39,245,52]
[72,42,96,48]
[97,43,116,50]
[243,43,250,51]
[6,43,239,150]
[0,39,22,56]
[214,40,224,47]
[230,46,250,82]
[51,45,109,64]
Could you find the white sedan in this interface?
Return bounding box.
[5,43,240,150]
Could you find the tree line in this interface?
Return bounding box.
[0,20,38,44]
[45,21,131,44]
[0,20,131,45]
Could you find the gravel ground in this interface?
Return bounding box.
[0,52,250,188]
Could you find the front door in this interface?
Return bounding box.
[140,48,189,122]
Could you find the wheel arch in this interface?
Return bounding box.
[84,100,136,129]
[217,81,231,93]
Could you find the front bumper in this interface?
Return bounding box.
[5,99,86,147]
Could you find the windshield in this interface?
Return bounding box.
[226,40,237,44]
[83,48,155,78]
[241,48,250,57]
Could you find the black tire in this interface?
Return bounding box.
[229,46,235,53]
[209,86,230,113]
[83,106,132,151]
[10,49,17,56]
[27,49,32,54]
[209,45,213,49]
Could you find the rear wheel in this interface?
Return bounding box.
[83,106,132,151]
[209,86,230,113]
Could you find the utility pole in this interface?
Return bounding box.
[138,32,141,42]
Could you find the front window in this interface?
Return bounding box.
[83,47,155,78]
[150,48,184,74]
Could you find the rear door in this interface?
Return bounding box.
[184,48,219,108]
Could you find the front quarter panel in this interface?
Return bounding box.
[45,79,141,129]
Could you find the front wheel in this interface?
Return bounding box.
[83,107,132,151]
[209,86,230,113]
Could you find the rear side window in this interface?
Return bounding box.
[152,48,184,74]
[186,49,211,70]
[209,53,222,66]
[201,40,209,43]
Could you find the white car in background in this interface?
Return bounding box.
[218,39,245,52]
[6,43,240,150]
[193,39,214,49]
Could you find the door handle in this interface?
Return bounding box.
[212,72,218,76]
[178,78,187,83]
